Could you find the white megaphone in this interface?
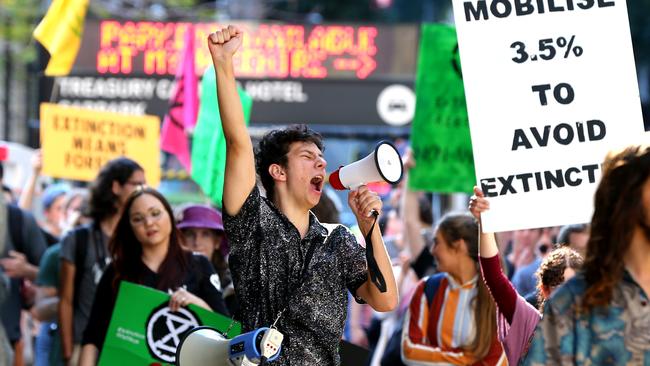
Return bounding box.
[176,326,283,366]
[329,141,403,190]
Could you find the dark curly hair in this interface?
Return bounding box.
[582,144,650,311]
[109,187,188,292]
[88,157,143,222]
[255,124,323,203]
[535,246,583,311]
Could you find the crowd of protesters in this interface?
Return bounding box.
[0,25,648,366]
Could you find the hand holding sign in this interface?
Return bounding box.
[468,186,489,224]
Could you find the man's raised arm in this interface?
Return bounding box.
[207,26,255,216]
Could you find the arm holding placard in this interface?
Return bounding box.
[18,150,42,211]
[469,187,519,324]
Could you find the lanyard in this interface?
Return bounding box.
[271,230,322,329]
[364,211,387,293]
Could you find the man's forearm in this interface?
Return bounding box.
[215,58,248,147]
[59,300,75,358]
[361,223,398,311]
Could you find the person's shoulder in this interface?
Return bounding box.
[546,273,587,312]
[224,186,263,218]
[42,243,61,260]
[189,252,213,270]
[9,204,37,224]
[323,223,350,236]
[62,222,93,238]
[60,223,93,247]
[325,223,361,247]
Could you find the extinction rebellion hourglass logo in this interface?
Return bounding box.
[145,303,199,363]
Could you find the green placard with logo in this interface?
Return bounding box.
[409,23,476,193]
[98,281,240,366]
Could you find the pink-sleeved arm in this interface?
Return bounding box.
[479,254,517,324]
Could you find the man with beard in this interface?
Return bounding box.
[524,144,650,365]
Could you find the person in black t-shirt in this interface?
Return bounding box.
[79,187,228,364]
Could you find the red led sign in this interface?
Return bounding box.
[95,21,379,79]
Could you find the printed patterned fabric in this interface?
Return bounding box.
[401,273,507,365]
[523,271,650,365]
[224,187,368,366]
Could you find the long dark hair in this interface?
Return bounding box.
[582,144,650,311]
[89,157,143,222]
[109,187,188,292]
[437,213,496,360]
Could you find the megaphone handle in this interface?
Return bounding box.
[364,212,387,293]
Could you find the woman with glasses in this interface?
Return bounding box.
[78,187,228,365]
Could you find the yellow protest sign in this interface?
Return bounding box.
[40,103,161,187]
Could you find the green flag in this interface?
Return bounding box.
[409,23,475,193]
[98,281,240,365]
[191,65,253,208]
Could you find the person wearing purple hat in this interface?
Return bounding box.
[177,205,236,314]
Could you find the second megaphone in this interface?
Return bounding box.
[328,141,403,190]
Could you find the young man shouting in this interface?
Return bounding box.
[207,26,398,365]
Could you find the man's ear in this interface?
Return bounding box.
[269,164,286,182]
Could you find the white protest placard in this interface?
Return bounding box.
[451,0,646,232]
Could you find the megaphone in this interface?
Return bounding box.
[176,326,283,366]
[329,141,403,190]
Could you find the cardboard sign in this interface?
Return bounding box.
[40,103,161,187]
[98,281,240,366]
[451,0,645,231]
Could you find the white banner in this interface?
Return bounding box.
[451,0,646,232]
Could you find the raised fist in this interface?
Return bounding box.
[207,25,243,63]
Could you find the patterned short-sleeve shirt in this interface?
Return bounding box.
[224,187,368,366]
[522,271,650,365]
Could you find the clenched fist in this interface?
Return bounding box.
[207,25,243,63]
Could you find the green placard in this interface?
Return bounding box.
[98,281,240,366]
[409,23,476,193]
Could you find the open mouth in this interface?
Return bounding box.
[310,176,324,193]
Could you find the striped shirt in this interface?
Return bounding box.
[401,273,507,365]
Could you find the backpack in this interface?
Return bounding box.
[379,273,445,366]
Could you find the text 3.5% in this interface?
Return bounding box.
[510,35,583,64]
